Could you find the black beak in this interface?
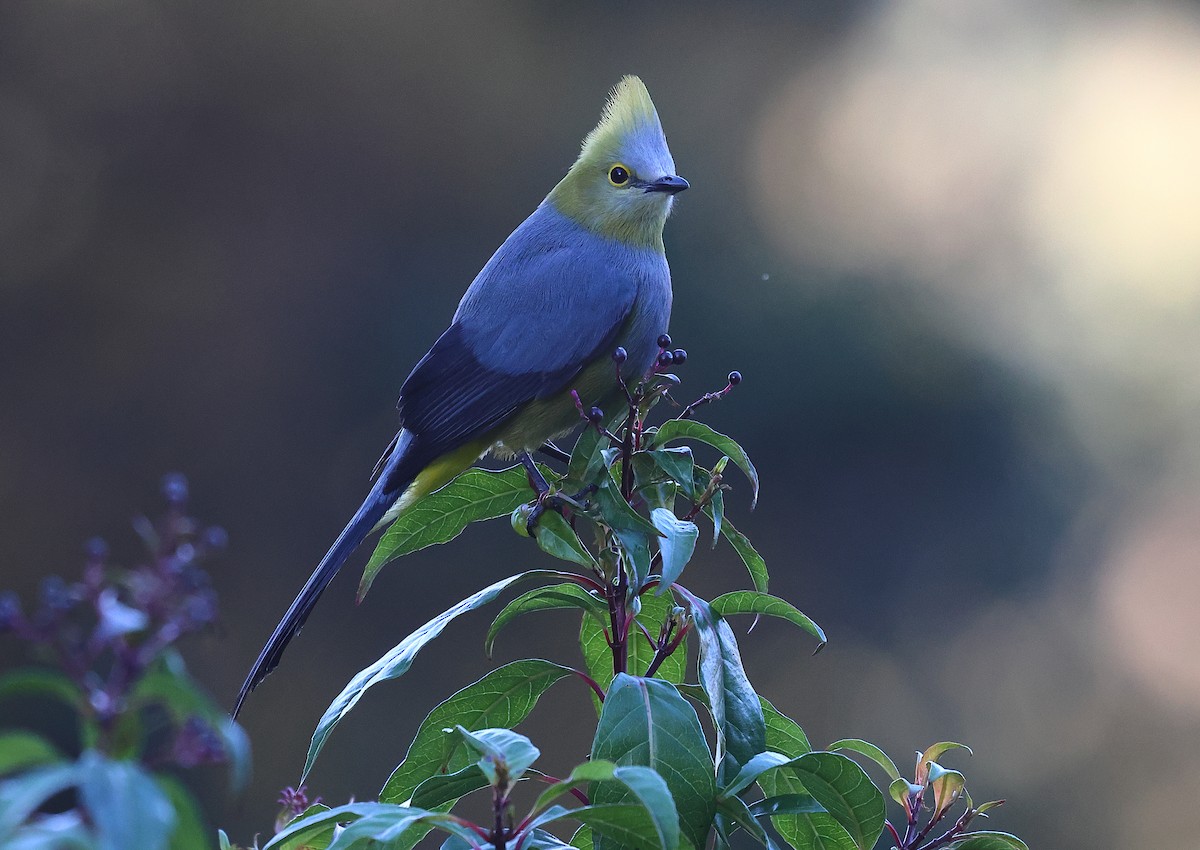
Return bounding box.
[645,175,689,195]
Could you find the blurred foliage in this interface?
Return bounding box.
[0,477,248,849]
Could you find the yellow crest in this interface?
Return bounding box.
[579,75,663,158]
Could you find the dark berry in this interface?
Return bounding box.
[657,350,675,366]
[84,537,109,560]
[611,346,627,364]
[202,526,229,551]
[728,370,742,386]
[657,333,672,349]
[162,473,189,504]
[671,348,687,364]
[0,592,22,631]
[39,576,74,612]
[588,406,605,424]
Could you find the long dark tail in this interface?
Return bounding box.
[233,431,418,718]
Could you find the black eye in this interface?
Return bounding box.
[608,164,630,186]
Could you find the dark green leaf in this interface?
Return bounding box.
[591,675,714,850]
[275,803,334,850]
[570,803,674,850]
[761,697,811,757]
[262,803,385,850]
[331,808,488,850]
[710,592,825,646]
[380,660,573,804]
[720,751,793,799]
[567,424,605,486]
[826,740,900,783]
[0,669,83,711]
[650,420,759,508]
[651,509,699,594]
[534,511,597,568]
[78,752,176,850]
[0,732,62,777]
[787,753,885,850]
[683,594,764,786]
[485,584,607,657]
[156,775,210,850]
[749,795,825,818]
[360,465,551,601]
[710,512,768,594]
[532,762,677,850]
[410,765,489,809]
[645,448,696,496]
[709,488,724,549]
[716,796,782,850]
[950,832,1029,850]
[569,824,593,850]
[450,726,539,788]
[305,571,565,781]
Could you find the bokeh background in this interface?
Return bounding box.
[4,1,1200,847]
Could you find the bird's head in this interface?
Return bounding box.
[548,76,687,252]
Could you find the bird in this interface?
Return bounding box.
[233,75,687,718]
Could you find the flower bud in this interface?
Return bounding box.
[657,333,672,349]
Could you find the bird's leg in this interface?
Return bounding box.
[519,451,566,536]
[537,441,571,464]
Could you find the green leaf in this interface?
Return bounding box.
[569,824,593,850]
[0,732,63,777]
[591,675,714,850]
[78,752,176,850]
[450,726,540,788]
[716,796,781,850]
[651,509,699,594]
[262,803,383,850]
[683,593,764,785]
[276,803,334,850]
[761,697,811,758]
[950,832,1029,850]
[156,775,210,850]
[567,423,606,486]
[748,795,825,818]
[568,804,674,850]
[710,592,825,646]
[757,721,854,850]
[0,669,83,711]
[334,810,487,850]
[826,740,900,783]
[579,591,687,698]
[486,584,607,657]
[380,659,573,804]
[720,751,793,799]
[534,511,597,568]
[702,509,768,594]
[2,811,94,850]
[926,761,966,818]
[532,762,678,850]
[787,753,885,850]
[917,742,973,784]
[644,448,696,495]
[305,571,564,782]
[410,764,489,809]
[650,420,759,508]
[0,762,81,839]
[709,488,724,549]
[360,465,550,601]
[889,777,923,807]
[131,651,251,792]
